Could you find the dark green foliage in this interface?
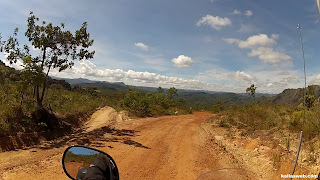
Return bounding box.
[221,104,292,131]
[300,86,317,109]
[0,63,111,134]
[0,12,94,107]
[212,101,223,113]
[220,102,320,140]
[289,109,320,140]
[167,87,178,100]
[123,87,188,117]
[123,90,151,117]
[246,84,257,103]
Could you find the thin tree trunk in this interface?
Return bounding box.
[36,85,42,107]
[33,85,36,98]
[36,46,47,108]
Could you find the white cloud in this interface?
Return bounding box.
[224,34,291,64]
[2,55,24,70]
[209,0,215,2]
[1,58,307,94]
[233,9,241,15]
[197,67,304,93]
[49,60,208,90]
[134,42,149,51]
[196,15,231,31]
[234,71,256,84]
[172,55,194,68]
[266,83,273,87]
[225,34,277,49]
[271,34,279,40]
[232,9,253,17]
[245,10,253,16]
[248,47,291,63]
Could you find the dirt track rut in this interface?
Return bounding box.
[0,110,253,180]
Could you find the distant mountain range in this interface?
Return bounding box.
[272,85,320,105]
[52,77,320,107]
[51,77,275,107]
[53,77,126,86]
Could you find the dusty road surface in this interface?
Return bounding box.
[0,109,255,180]
[64,162,84,179]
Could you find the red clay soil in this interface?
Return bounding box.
[0,110,253,180]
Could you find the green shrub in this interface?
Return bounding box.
[289,110,320,140]
[122,89,188,117]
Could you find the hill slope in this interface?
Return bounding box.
[272,85,320,105]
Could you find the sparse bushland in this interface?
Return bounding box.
[219,103,293,132]
[218,103,320,140]
[0,66,112,135]
[213,101,320,168]
[122,87,189,117]
[0,62,189,135]
[0,12,97,135]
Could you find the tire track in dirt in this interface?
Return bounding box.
[0,108,253,180]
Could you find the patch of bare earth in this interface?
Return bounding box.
[0,107,275,180]
[205,116,317,180]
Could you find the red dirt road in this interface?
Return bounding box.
[0,111,252,180]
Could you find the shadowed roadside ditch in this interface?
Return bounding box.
[39,126,151,150]
[0,107,151,151]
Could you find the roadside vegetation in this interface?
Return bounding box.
[215,84,320,140]
[0,12,189,136]
[0,62,189,135]
[123,87,190,117]
[0,63,109,134]
[209,84,320,168]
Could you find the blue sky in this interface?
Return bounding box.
[69,147,98,155]
[1,0,320,93]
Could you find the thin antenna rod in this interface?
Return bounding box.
[290,24,307,179]
[297,24,307,116]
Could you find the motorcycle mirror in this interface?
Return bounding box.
[62,145,118,180]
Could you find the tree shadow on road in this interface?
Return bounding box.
[38,126,151,150]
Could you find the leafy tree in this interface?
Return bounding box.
[246,84,257,103]
[0,12,94,108]
[176,98,185,108]
[212,101,223,113]
[167,87,178,100]
[123,90,150,117]
[157,87,164,94]
[300,86,317,109]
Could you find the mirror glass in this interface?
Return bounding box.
[63,146,109,180]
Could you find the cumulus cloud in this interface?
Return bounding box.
[2,57,23,70]
[224,34,291,64]
[196,15,231,30]
[172,55,194,68]
[224,34,277,49]
[197,67,303,93]
[134,42,149,51]
[49,60,207,90]
[245,10,253,16]
[233,71,256,84]
[233,9,241,15]
[233,9,253,17]
[248,47,291,63]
